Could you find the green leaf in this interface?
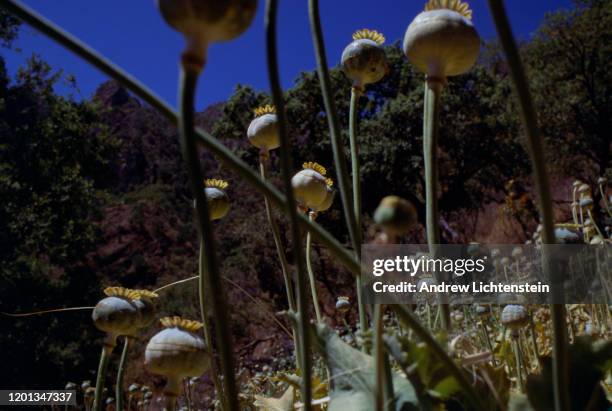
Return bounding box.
[314,324,418,411]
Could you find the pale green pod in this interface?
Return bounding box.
[311,186,335,213]
[204,187,230,220]
[144,317,210,381]
[554,227,580,244]
[341,30,388,89]
[501,304,529,330]
[92,296,141,341]
[335,296,350,313]
[403,1,479,78]
[92,288,159,344]
[291,164,329,210]
[373,196,418,236]
[157,0,257,59]
[248,113,279,151]
[197,179,230,220]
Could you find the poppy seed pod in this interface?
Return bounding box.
[200,179,230,220]
[341,29,389,89]
[145,317,210,396]
[92,287,160,346]
[501,304,529,330]
[247,105,280,152]
[578,183,591,196]
[374,196,418,236]
[156,0,257,66]
[311,184,335,213]
[335,296,351,313]
[291,162,332,210]
[475,304,490,318]
[554,227,580,244]
[403,0,479,79]
[579,197,594,210]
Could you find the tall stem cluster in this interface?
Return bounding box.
[487,1,569,410]
[178,67,238,410]
[259,156,302,369]
[265,1,312,409]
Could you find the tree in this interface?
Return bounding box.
[0,55,118,388]
[525,0,612,181]
[211,44,532,242]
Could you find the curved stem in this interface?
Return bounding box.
[259,157,297,312]
[0,0,359,278]
[265,1,312,409]
[179,67,238,411]
[259,156,301,369]
[2,306,94,316]
[115,337,131,411]
[349,87,369,341]
[392,305,484,410]
[306,212,322,323]
[93,344,112,411]
[487,2,569,410]
[198,240,225,408]
[423,78,451,331]
[308,0,361,258]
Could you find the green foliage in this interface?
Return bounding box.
[212,44,532,242]
[0,55,118,387]
[0,7,19,46]
[525,0,612,181]
[313,323,418,411]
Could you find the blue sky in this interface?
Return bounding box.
[2,0,573,109]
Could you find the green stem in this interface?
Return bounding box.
[349,87,369,343]
[265,1,312,409]
[512,336,524,392]
[480,322,497,367]
[382,344,395,411]
[93,345,112,411]
[179,67,238,411]
[164,377,179,411]
[308,0,362,258]
[423,78,451,332]
[373,305,384,411]
[260,157,297,312]
[487,2,569,410]
[0,0,359,278]
[392,305,484,411]
[349,87,362,233]
[115,337,130,411]
[198,239,225,408]
[306,212,322,323]
[259,156,301,369]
